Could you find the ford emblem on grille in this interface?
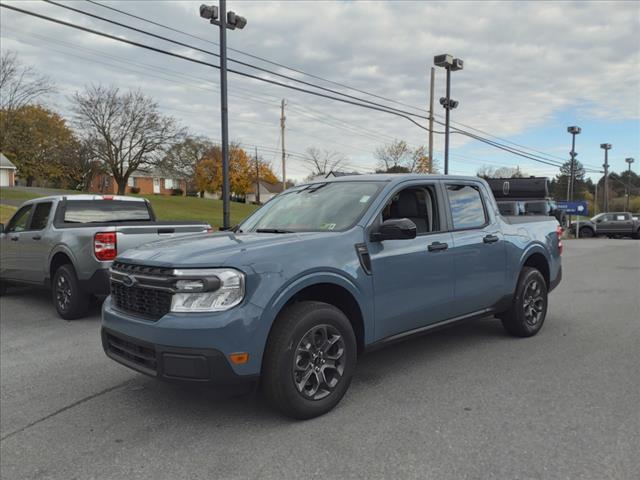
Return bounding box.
[121,274,136,287]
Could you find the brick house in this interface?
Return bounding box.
[0,153,17,187]
[90,168,187,196]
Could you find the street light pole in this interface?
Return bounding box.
[434,54,463,175]
[625,157,635,211]
[566,126,581,226]
[200,2,247,229]
[600,143,612,212]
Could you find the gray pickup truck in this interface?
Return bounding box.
[102,175,562,419]
[569,212,640,238]
[0,195,210,319]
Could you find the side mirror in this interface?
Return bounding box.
[595,218,602,223]
[371,218,417,241]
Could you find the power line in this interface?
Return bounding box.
[81,0,592,169]
[84,0,429,116]
[3,3,443,134]
[5,3,594,173]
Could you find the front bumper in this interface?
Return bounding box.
[102,328,256,385]
[101,296,266,379]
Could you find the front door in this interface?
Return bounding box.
[368,182,456,340]
[443,182,507,316]
[21,202,53,282]
[153,178,161,194]
[0,204,33,282]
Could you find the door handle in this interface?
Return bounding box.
[483,234,499,244]
[428,241,448,252]
[32,235,42,240]
[10,236,19,242]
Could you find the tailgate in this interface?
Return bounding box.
[116,224,209,253]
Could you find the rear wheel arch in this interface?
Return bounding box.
[521,252,550,289]
[49,251,74,284]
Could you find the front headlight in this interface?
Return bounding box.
[170,268,245,312]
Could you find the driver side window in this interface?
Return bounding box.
[380,185,440,235]
[6,205,33,233]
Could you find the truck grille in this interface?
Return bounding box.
[111,261,173,277]
[111,282,172,320]
[104,331,157,374]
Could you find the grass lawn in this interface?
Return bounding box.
[0,204,17,224]
[0,187,259,228]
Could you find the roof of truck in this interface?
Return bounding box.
[303,174,483,184]
[22,194,147,204]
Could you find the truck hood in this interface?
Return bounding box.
[116,231,333,267]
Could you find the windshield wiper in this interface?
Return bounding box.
[255,228,294,233]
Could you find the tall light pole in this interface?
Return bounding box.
[566,126,581,225]
[625,157,635,211]
[600,143,612,212]
[200,2,247,229]
[434,54,463,175]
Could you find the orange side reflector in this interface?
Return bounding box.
[229,352,249,364]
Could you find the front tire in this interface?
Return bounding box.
[501,267,548,337]
[262,301,357,419]
[52,264,89,320]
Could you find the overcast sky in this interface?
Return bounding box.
[1,0,638,182]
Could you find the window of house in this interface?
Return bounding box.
[164,178,174,189]
[30,202,52,230]
[128,177,136,187]
[446,184,487,230]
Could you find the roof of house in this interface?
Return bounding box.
[0,153,17,169]
[251,180,283,194]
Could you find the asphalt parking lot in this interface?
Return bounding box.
[1,239,639,480]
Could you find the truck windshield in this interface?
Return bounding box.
[63,200,151,223]
[240,181,383,233]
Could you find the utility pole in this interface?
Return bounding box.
[199,2,247,229]
[600,143,612,212]
[255,146,260,204]
[280,99,286,191]
[428,67,435,174]
[594,178,598,215]
[625,157,635,211]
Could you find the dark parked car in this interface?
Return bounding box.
[569,212,640,238]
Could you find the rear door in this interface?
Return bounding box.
[443,181,507,317]
[611,213,634,234]
[0,204,34,281]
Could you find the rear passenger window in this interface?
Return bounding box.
[446,184,487,230]
[30,202,52,230]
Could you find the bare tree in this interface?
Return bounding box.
[374,140,436,173]
[61,137,103,191]
[71,85,182,194]
[158,135,214,191]
[304,147,346,176]
[476,165,527,179]
[0,51,55,111]
[374,140,409,172]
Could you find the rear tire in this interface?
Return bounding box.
[501,267,548,338]
[579,227,594,238]
[262,301,357,419]
[52,264,89,320]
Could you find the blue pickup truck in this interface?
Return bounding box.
[102,175,562,419]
